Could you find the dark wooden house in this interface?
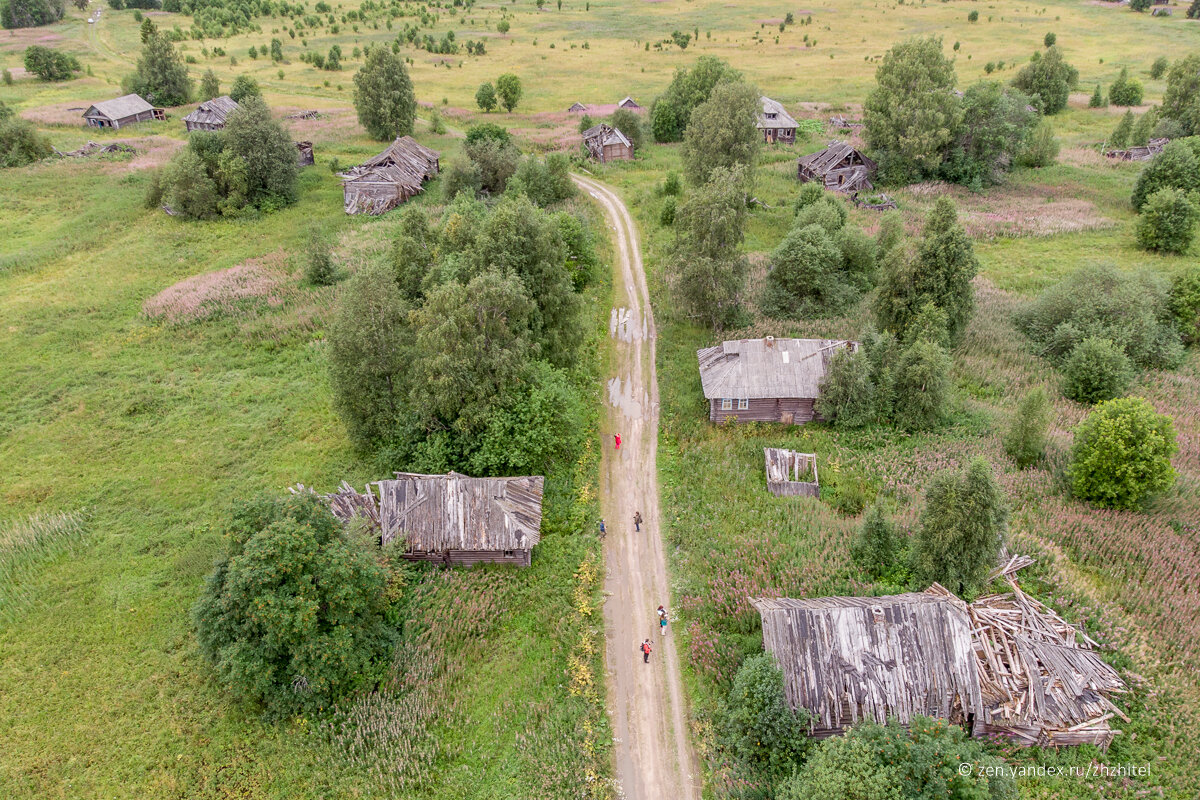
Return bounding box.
[618,96,642,110]
[341,135,440,215]
[182,95,238,132]
[752,594,984,738]
[756,96,798,144]
[82,94,164,129]
[582,123,634,162]
[696,336,857,424]
[797,141,877,193]
[764,448,819,497]
[567,101,588,112]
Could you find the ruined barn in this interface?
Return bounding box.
[696,336,857,424]
[82,94,164,129]
[763,448,819,497]
[752,593,984,738]
[582,123,633,163]
[295,140,314,167]
[319,472,544,567]
[182,96,238,132]
[340,135,440,215]
[1106,137,1168,162]
[756,96,798,144]
[797,141,877,193]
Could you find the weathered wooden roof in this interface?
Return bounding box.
[342,135,440,191]
[618,96,642,109]
[696,337,856,400]
[183,95,238,127]
[753,593,984,733]
[797,141,877,175]
[374,472,544,552]
[757,96,798,129]
[582,123,632,148]
[568,101,587,112]
[83,94,155,121]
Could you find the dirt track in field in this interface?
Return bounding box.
[573,173,700,800]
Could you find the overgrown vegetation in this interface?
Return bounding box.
[1067,397,1178,510]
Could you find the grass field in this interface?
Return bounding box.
[3,0,1200,797]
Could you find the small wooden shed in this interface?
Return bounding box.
[582,123,633,163]
[567,101,588,112]
[756,96,798,144]
[696,336,857,424]
[618,96,642,110]
[764,448,819,496]
[341,135,440,215]
[82,94,164,129]
[183,95,238,132]
[797,141,877,193]
[752,593,984,738]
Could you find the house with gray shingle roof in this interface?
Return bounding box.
[82,94,164,129]
[756,96,798,144]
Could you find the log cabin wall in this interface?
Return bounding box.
[709,397,818,424]
[402,549,533,567]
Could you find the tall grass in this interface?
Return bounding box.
[0,511,88,624]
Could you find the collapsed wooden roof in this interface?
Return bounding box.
[696,337,856,401]
[764,448,819,497]
[183,95,238,128]
[798,141,877,193]
[582,123,632,148]
[757,96,798,130]
[1105,137,1168,162]
[753,592,984,735]
[342,135,440,192]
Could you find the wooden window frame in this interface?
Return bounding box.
[737,398,749,410]
[721,398,733,411]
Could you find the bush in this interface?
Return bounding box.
[1109,110,1135,149]
[608,107,644,152]
[1136,187,1199,254]
[658,195,676,226]
[474,81,497,112]
[1012,45,1078,114]
[1129,108,1158,147]
[1169,265,1200,344]
[1108,67,1144,106]
[762,221,867,318]
[893,337,951,431]
[1062,337,1134,404]
[1003,387,1051,468]
[229,74,261,102]
[1163,54,1200,136]
[505,152,574,207]
[199,68,219,101]
[910,457,1007,596]
[304,233,337,286]
[1017,118,1059,168]
[1088,83,1106,108]
[1016,263,1183,370]
[1150,56,1169,80]
[0,113,53,167]
[1067,397,1177,509]
[850,500,903,580]
[465,135,520,195]
[192,493,395,719]
[23,45,79,81]
[816,346,876,428]
[1131,0,1151,11]
[353,46,415,140]
[721,653,810,785]
[495,72,522,112]
[778,716,1017,800]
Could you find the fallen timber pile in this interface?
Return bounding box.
[55,141,135,158]
[286,109,324,120]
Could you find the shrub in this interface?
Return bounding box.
[1043,32,1056,48]
[1003,387,1051,468]
[1131,0,1151,11]
[474,81,497,112]
[1088,83,1106,108]
[1108,110,1134,149]
[1150,56,1169,80]
[1163,54,1200,135]
[816,346,876,428]
[1136,187,1199,254]
[1168,265,1200,344]
[910,457,1007,596]
[495,72,522,112]
[465,135,521,195]
[0,113,53,167]
[192,493,395,719]
[304,233,337,286]
[721,653,810,785]
[199,68,219,100]
[1108,67,1144,106]
[608,107,645,152]
[850,501,903,580]
[23,45,79,81]
[1062,337,1134,404]
[353,46,415,140]
[1067,397,1177,509]
[1016,263,1183,370]
[659,196,676,226]
[1129,108,1158,147]
[505,152,574,207]
[762,222,863,318]
[229,74,261,103]
[967,9,978,21]
[1018,118,1059,168]
[893,337,951,431]
[1012,45,1078,114]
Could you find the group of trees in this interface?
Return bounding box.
[327,189,597,475]
[1016,264,1185,402]
[23,45,81,82]
[1,0,65,28]
[474,73,522,112]
[1128,137,1200,254]
[441,123,573,205]
[865,37,1060,186]
[124,19,194,107]
[145,95,298,218]
[650,55,742,143]
[0,100,53,168]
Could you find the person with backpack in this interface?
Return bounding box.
[657,605,668,636]
[640,638,652,663]
[633,510,643,532]
[598,518,606,538]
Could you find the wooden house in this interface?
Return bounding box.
[182,95,238,132]
[756,96,798,144]
[82,94,164,129]
[763,448,819,497]
[752,594,984,738]
[797,141,877,193]
[582,123,633,163]
[618,96,642,110]
[567,101,588,112]
[696,336,857,424]
[319,472,544,567]
[340,135,440,215]
[295,141,314,167]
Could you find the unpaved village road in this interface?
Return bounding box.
[573,173,701,800]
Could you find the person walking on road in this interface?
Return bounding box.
[598,518,606,538]
[640,638,652,663]
[658,605,668,636]
[614,433,621,451]
[633,510,643,532]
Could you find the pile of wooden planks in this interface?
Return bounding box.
[286,109,324,120]
[55,141,135,158]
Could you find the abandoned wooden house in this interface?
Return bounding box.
[696,336,857,424]
[1106,137,1169,162]
[340,135,440,215]
[753,593,984,738]
[182,96,238,132]
[797,141,877,193]
[82,94,164,129]
[756,96,798,144]
[567,101,588,112]
[318,473,544,567]
[295,141,314,167]
[763,448,819,497]
[618,96,642,110]
[582,123,634,163]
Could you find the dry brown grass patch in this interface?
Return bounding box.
[899,181,1114,239]
[143,251,291,324]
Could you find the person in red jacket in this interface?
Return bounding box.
[614,433,622,450]
[640,638,652,663]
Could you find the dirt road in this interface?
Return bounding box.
[574,173,700,800]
